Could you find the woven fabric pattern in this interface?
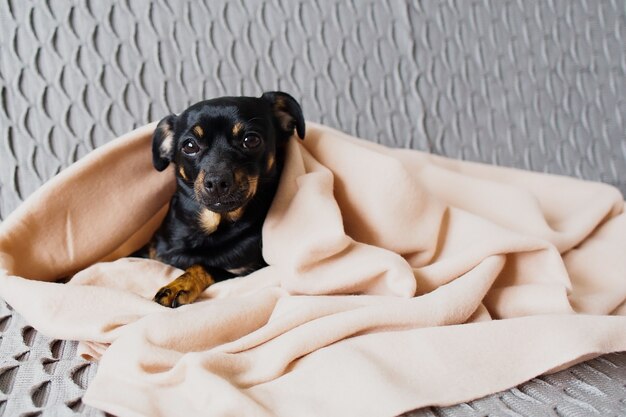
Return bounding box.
[0,0,624,415]
[404,354,626,416]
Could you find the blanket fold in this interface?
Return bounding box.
[0,122,624,417]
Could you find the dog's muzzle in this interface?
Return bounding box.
[196,170,253,213]
[204,172,235,199]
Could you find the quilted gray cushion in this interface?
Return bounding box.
[0,0,624,415]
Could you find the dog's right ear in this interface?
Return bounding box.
[261,91,305,140]
[152,115,177,171]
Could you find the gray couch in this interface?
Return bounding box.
[0,1,624,415]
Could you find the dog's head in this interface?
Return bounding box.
[152,92,305,216]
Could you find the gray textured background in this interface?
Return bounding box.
[0,0,624,415]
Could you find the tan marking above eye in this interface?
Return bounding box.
[193,125,204,137]
[198,208,221,235]
[232,122,244,136]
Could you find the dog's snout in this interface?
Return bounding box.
[205,172,234,197]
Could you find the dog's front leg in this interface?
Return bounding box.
[153,265,215,308]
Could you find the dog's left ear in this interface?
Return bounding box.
[152,114,177,171]
[261,91,305,140]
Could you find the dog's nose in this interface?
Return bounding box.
[205,172,234,197]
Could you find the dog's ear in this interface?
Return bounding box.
[261,91,305,140]
[152,114,177,171]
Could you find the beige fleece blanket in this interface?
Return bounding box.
[0,122,625,417]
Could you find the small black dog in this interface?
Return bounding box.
[144,92,305,307]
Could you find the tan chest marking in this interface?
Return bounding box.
[198,208,221,234]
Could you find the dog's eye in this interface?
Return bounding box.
[182,139,199,155]
[243,134,261,149]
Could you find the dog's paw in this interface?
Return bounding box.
[153,265,215,308]
[153,278,199,308]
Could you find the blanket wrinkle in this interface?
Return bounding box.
[280,241,417,296]
[64,211,75,264]
[302,128,445,260]
[0,122,625,417]
[410,210,572,303]
[564,212,626,314]
[265,139,418,297]
[392,150,624,253]
[261,144,352,270]
[0,274,159,343]
[0,123,175,281]
[124,254,501,389]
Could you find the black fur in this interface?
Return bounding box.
[142,92,305,282]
